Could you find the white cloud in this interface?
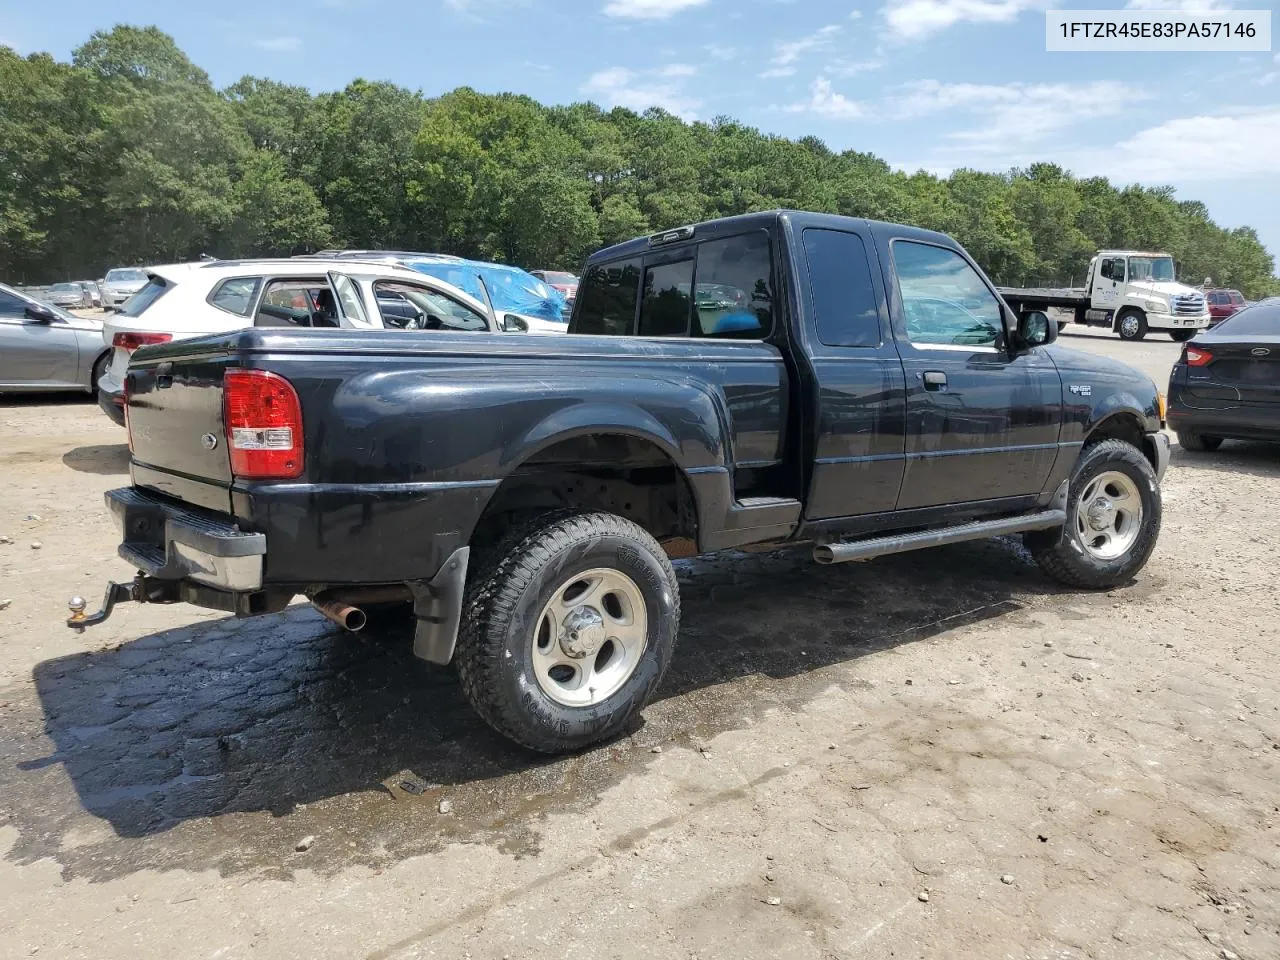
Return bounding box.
[785,77,864,120]
[759,66,797,78]
[828,56,886,76]
[883,0,1042,41]
[254,36,302,52]
[603,0,709,18]
[582,65,702,119]
[893,79,1149,149]
[1073,108,1280,181]
[771,24,842,67]
[704,43,738,61]
[849,9,862,18]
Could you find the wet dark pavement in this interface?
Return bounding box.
[1,540,1057,883]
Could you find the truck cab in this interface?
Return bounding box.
[1082,250,1210,342]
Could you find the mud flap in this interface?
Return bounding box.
[408,546,470,665]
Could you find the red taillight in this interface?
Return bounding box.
[1185,346,1213,367]
[112,331,172,352]
[223,369,304,479]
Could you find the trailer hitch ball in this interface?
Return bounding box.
[68,596,88,620]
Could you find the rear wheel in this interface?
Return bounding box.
[455,511,679,753]
[1176,430,1222,452]
[1116,309,1148,342]
[89,352,109,394]
[1026,439,1161,589]
[1169,329,1195,342]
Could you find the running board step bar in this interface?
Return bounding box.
[813,509,1066,565]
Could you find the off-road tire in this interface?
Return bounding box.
[454,511,679,753]
[1026,439,1162,589]
[1176,430,1222,452]
[1169,329,1196,342]
[1116,308,1148,342]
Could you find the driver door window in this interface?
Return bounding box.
[372,281,489,331]
[894,241,1002,348]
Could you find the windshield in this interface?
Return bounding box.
[541,271,578,285]
[105,268,147,283]
[117,276,170,317]
[1126,257,1175,283]
[50,283,77,293]
[1215,303,1279,337]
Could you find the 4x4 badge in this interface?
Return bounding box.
[1069,384,1092,397]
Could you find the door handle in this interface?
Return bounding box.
[922,370,947,391]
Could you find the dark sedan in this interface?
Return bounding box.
[1168,299,1280,451]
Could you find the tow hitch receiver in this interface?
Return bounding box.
[66,575,182,632]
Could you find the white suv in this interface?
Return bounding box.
[97,257,508,424]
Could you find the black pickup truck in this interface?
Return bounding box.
[72,211,1169,753]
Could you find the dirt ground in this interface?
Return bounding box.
[1,328,1277,960]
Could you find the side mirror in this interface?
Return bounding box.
[502,314,528,333]
[24,303,57,323]
[1018,309,1056,348]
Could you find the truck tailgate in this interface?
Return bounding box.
[127,354,235,512]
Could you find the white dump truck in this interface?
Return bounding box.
[999,250,1210,342]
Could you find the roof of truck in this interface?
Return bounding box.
[586,209,956,265]
[1096,250,1173,257]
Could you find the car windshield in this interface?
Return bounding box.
[541,272,578,284]
[105,269,147,283]
[50,283,77,293]
[1214,303,1279,337]
[1127,257,1175,283]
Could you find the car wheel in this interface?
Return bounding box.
[1116,309,1147,342]
[1025,439,1161,589]
[1175,430,1222,452]
[455,511,679,754]
[89,352,109,394]
[1169,330,1195,342]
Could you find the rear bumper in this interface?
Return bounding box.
[1168,399,1280,442]
[97,387,126,426]
[107,487,265,591]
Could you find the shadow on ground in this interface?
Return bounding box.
[61,444,130,475]
[2,538,1075,881]
[1169,439,1280,478]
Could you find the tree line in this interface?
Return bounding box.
[2,25,1276,297]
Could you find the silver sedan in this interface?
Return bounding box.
[0,282,110,394]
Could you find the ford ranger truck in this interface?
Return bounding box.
[70,211,1170,753]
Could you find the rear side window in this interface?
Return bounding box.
[573,258,642,335]
[117,276,170,317]
[255,278,335,328]
[1208,291,1225,305]
[208,277,261,317]
[692,232,773,339]
[802,228,881,347]
[1230,292,1245,305]
[638,260,693,336]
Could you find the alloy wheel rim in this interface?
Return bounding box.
[1074,470,1143,560]
[531,568,648,707]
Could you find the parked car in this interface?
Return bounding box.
[101,267,150,309]
[0,282,109,394]
[45,282,92,309]
[95,256,510,425]
[80,280,103,308]
[1167,299,1280,451]
[325,251,569,333]
[71,211,1168,756]
[530,270,579,309]
[1206,288,1246,326]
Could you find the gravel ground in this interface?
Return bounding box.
[1,328,1277,960]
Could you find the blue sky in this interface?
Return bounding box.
[3,0,1278,270]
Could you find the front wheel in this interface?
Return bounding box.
[1169,329,1196,342]
[1116,309,1148,342]
[455,511,679,753]
[1026,439,1161,589]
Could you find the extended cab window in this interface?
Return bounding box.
[803,228,880,347]
[693,233,772,339]
[574,259,641,335]
[208,277,261,317]
[373,280,488,331]
[638,260,693,336]
[255,279,337,328]
[894,241,1002,348]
